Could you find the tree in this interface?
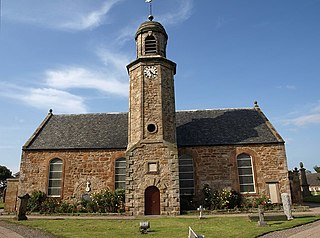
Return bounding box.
[0,165,13,198]
[314,165,320,173]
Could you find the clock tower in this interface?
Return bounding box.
[125,18,180,215]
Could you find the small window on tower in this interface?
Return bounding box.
[145,35,157,54]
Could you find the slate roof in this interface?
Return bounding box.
[24,108,284,150]
[306,173,320,186]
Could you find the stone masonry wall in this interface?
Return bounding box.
[126,142,180,216]
[179,143,290,200]
[18,149,125,202]
[4,178,19,212]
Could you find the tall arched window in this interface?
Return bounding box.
[145,35,157,54]
[48,158,63,197]
[237,153,255,193]
[115,157,126,189]
[179,154,194,195]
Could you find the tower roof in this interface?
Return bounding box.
[135,21,168,40]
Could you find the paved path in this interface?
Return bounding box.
[0,225,24,238]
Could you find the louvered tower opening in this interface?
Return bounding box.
[145,35,157,54]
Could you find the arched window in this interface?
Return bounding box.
[48,158,63,197]
[179,154,194,195]
[237,153,255,193]
[145,35,157,54]
[115,157,126,189]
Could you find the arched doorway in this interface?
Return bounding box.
[145,186,160,215]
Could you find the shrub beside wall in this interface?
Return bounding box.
[27,189,125,214]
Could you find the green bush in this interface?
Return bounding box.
[26,189,125,214]
[202,184,241,210]
[27,190,47,212]
[88,188,125,213]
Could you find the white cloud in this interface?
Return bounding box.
[158,0,193,25]
[96,48,131,72]
[45,66,128,97]
[3,0,123,31]
[276,85,296,90]
[116,0,194,43]
[0,83,87,113]
[284,101,320,126]
[285,114,320,126]
[59,0,123,31]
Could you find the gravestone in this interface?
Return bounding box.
[299,162,312,198]
[197,205,205,219]
[139,221,150,234]
[188,227,205,238]
[281,193,293,220]
[257,205,268,226]
[16,193,30,221]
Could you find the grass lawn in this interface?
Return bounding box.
[7,216,320,238]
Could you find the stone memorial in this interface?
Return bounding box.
[281,193,293,220]
[16,193,30,221]
[188,227,205,238]
[197,205,205,219]
[257,205,268,227]
[299,162,312,198]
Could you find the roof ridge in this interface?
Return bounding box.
[54,112,128,116]
[176,108,253,112]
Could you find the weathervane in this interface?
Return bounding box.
[145,0,154,21]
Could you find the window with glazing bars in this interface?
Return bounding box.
[237,154,255,193]
[48,158,63,197]
[115,157,126,189]
[179,154,194,195]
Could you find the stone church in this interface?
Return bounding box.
[6,17,290,215]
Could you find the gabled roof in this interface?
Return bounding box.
[306,173,320,186]
[23,108,284,150]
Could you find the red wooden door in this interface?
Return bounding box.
[145,186,160,215]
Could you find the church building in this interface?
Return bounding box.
[7,16,290,215]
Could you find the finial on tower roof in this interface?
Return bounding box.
[254,101,259,109]
[145,0,154,21]
[49,109,53,114]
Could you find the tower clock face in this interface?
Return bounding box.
[144,66,158,78]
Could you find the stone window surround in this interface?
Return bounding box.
[236,153,256,194]
[146,122,158,134]
[144,32,158,55]
[47,157,63,198]
[178,154,195,196]
[115,157,126,189]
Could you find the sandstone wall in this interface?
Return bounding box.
[179,143,290,200]
[126,142,180,216]
[4,178,19,213]
[18,149,125,202]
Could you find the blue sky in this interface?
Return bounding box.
[0,0,319,173]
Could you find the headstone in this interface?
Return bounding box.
[281,193,293,220]
[139,221,150,234]
[300,162,312,198]
[197,205,205,219]
[289,168,303,204]
[188,227,205,238]
[257,205,268,226]
[82,193,91,202]
[16,193,30,221]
